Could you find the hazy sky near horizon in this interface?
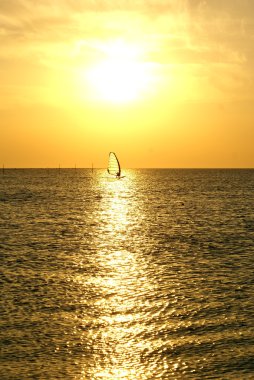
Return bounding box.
[1,0,254,168]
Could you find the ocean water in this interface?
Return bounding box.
[0,168,254,380]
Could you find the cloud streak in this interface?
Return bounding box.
[1,0,254,106]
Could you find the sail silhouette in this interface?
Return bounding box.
[107,152,121,178]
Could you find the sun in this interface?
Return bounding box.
[87,60,149,103]
[85,40,153,104]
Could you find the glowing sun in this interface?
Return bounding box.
[86,41,153,103]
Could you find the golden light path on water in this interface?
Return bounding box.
[91,174,149,379]
[77,172,169,379]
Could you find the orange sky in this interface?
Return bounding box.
[1,0,254,168]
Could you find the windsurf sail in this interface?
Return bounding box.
[107,152,121,177]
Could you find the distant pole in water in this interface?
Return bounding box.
[2,164,4,175]
[92,163,93,173]
[59,164,60,173]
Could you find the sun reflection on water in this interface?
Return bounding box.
[79,173,151,379]
[75,172,191,379]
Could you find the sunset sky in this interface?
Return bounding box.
[1,0,254,168]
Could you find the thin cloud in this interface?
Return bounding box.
[1,0,254,104]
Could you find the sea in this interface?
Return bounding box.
[0,168,254,380]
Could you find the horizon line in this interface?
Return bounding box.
[2,167,254,170]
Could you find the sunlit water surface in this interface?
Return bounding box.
[1,169,254,379]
